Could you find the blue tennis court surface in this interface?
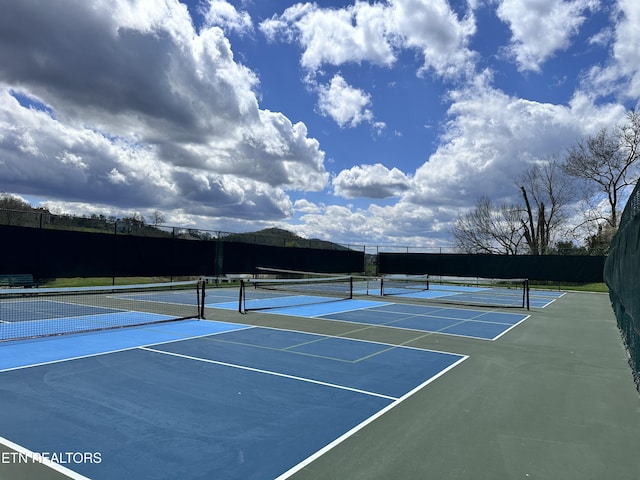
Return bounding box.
[0,320,466,480]
[210,297,530,341]
[382,285,563,308]
[0,307,175,342]
[307,302,528,340]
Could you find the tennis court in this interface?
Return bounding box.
[206,279,536,341]
[223,299,531,341]
[225,273,563,314]
[388,285,564,308]
[0,318,464,479]
[2,280,640,480]
[314,303,529,341]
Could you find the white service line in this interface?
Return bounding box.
[139,346,398,401]
[274,355,468,479]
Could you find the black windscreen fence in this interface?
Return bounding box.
[605,179,640,392]
[4,224,607,283]
[0,225,364,279]
[378,253,605,283]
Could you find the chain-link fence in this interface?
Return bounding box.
[605,180,640,391]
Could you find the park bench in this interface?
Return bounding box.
[0,274,39,288]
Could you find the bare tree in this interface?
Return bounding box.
[0,193,35,226]
[452,196,524,255]
[517,157,575,254]
[151,210,165,226]
[564,110,640,229]
[452,158,575,255]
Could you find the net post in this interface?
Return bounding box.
[349,276,353,299]
[197,280,201,319]
[238,280,246,314]
[199,279,205,319]
[524,279,530,310]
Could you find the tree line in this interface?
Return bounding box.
[0,195,171,236]
[0,197,352,250]
[451,110,640,255]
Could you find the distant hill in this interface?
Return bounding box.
[223,227,350,250]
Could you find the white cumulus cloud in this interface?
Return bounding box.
[407,76,627,209]
[261,0,476,78]
[333,164,411,199]
[497,0,598,72]
[260,0,477,129]
[201,0,253,33]
[317,75,378,128]
[0,0,327,223]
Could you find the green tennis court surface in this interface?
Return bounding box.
[206,290,640,480]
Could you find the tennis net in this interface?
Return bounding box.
[422,275,530,309]
[0,280,205,342]
[238,268,529,313]
[239,275,353,313]
[253,267,345,279]
[380,275,430,296]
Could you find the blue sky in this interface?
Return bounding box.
[0,0,638,248]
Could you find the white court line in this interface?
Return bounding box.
[0,435,91,480]
[362,303,527,321]
[139,346,398,401]
[275,355,468,479]
[254,324,467,358]
[539,297,560,308]
[490,315,531,341]
[305,301,395,317]
[299,314,502,342]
